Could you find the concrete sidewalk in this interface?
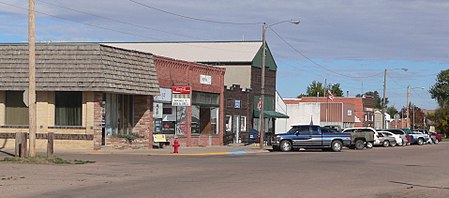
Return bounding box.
[84,143,271,156]
[0,143,271,157]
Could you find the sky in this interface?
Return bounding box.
[0,0,448,110]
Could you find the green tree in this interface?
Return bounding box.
[429,69,449,107]
[386,106,398,117]
[297,81,344,98]
[356,91,389,109]
[429,69,449,135]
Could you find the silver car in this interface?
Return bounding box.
[377,132,397,147]
[382,129,409,146]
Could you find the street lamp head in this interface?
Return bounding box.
[290,19,300,24]
[400,68,408,72]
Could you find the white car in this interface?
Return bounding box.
[379,131,403,146]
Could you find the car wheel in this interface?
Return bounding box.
[355,139,365,150]
[366,142,373,149]
[433,139,439,144]
[331,140,343,152]
[383,140,390,147]
[280,140,292,152]
[417,138,424,145]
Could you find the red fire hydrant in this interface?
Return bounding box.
[173,139,180,153]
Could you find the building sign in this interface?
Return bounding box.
[172,86,191,106]
[234,100,241,109]
[200,74,212,85]
[153,103,163,118]
[154,88,172,102]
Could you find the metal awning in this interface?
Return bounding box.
[253,110,289,118]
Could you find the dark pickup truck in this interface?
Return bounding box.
[272,125,351,152]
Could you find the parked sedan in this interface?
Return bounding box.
[377,132,397,147]
[379,131,403,146]
[382,129,409,146]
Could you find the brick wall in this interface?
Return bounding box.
[154,55,225,147]
[93,92,103,150]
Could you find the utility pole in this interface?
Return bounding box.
[259,23,267,149]
[324,79,328,124]
[382,69,387,129]
[28,0,37,157]
[406,85,410,128]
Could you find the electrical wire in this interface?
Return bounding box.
[0,1,158,40]
[129,0,262,25]
[37,0,204,40]
[269,27,384,79]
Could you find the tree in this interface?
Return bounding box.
[386,106,398,118]
[356,91,389,109]
[429,69,449,135]
[297,81,344,98]
[429,69,449,107]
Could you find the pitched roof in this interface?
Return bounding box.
[0,43,159,95]
[102,41,263,63]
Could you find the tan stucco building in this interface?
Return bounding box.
[0,43,159,150]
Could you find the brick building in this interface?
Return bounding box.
[0,43,159,150]
[104,41,289,144]
[153,55,225,147]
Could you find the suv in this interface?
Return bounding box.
[272,125,351,152]
[342,127,379,149]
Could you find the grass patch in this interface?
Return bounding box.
[0,156,95,165]
[442,138,449,142]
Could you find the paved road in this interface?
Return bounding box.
[1,143,449,198]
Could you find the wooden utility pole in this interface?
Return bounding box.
[28,0,36,157]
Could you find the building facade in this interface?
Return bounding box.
[153,55,225,147]
[0,43,159,150]
[104,41,289,144]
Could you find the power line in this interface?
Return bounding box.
[37,0,204,40]
[0,1,158,40]
[129,0,262,25]
[269,27,384,79]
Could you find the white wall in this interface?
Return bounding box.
[276,101,321,134]
[275,91,288,134]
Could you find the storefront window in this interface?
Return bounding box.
[105,94,133,135]
[211,108,219,135]
[226,115,232,132]
[240,116,247,132]
[191,105,200,135]
[176,106,187,136]
[55,91,82,126]
[5,91,29,126]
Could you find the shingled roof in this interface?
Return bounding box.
[0,43,159,95]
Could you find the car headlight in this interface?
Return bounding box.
[274,136,281,142]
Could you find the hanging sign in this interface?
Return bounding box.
[172,86,191,106]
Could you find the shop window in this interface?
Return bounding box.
[240,116,247,132]
[211,108,219,135]
[55,91,82,126]
[191,105,200,135]
[5,91,29,126]
[175,106,187,136]
[226,115,232,132]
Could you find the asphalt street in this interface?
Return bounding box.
[1,143,449,198]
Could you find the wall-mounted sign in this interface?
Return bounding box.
[153,102,163,118]
[200,75,212,85]
[154,88,172,102]
[172,86,191,106]
[234,100,241,109]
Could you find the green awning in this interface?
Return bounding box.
[253,110,289,118]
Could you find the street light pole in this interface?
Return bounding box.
[382,69,387,129]
[406,85,410,128]
[259,19,299,149]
